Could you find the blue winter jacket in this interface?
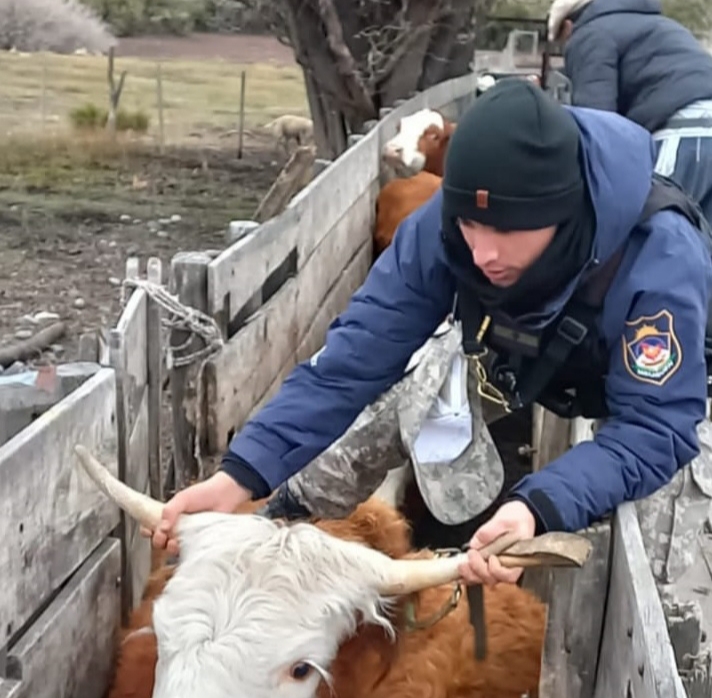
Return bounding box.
[224,106,712,534]
[564,0,712,133]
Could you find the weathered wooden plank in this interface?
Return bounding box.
[527,415,611,698]
[245,238,373,428]
[524,410,577,598]
[169,251,211,491]
[111,285,147,438]
[207,133,379,328]
[208,208,300,335]
[7,538,121,698]
[538,522,612,698]
[253,144,316,223]
[531,405,572,472]
[295,238,372,364]
[127,389,152,611]
[0,679,20,698]
[0,368,119,649]
[112,270,152,617]
[594,503,687,698]
[204,188,375,454]
[146,257,164,501]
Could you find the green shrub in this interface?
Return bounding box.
[69,102,150,133]
[115,108,150,132]
[69,102,105,129]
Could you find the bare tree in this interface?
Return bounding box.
[243,0,495,158]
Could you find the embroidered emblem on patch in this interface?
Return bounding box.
[622,309,681,386]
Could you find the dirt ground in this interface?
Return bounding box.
[0,136,284,370]
[115,33,296,64]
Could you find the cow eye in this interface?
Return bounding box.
[289,662,313,680]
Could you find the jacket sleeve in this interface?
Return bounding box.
[510,213,712,533]
[222,190,455,494]
[565,26,619,113]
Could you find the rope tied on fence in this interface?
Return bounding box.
[121,277,224,368]
[121,276,224,478]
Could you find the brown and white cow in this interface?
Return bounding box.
[381,109,456,178]
[72,447,546,698]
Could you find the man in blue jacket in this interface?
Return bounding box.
[149,80,712,586]
[548,0,712,222]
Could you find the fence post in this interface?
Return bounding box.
[146,257,164,501]
[168,252,212,493]
[110,257,141,625]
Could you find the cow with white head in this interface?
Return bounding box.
[75,445,550,698]
[381,108,456,178]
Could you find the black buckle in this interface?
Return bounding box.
[557,315,588,346]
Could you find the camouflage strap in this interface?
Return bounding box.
[636,419,712,586]
[280,324,464,519]
[399,322,505,526]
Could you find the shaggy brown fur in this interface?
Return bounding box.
[373,171,443,258]
[415,119,456,178]
[106,498,546,698]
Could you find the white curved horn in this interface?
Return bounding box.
[74,444,164,530]
[376,554,467,595]
[374,531,593,595]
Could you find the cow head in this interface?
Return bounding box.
[381,109,445,176]
[74,446,463,698]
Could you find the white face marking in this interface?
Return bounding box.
[381,109,444,174]
[149,512,395,698]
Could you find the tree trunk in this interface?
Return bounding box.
[280,0,488,159]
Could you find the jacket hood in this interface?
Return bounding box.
[576,0,661,27]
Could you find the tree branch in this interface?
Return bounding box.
[315,0,376,118]
[374,1,447,87]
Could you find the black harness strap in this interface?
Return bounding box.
[466,584,487,660]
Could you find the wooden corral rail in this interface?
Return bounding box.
[0,257,165,698]
[529,410,689,698]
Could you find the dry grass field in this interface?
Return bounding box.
[0,47,308,140]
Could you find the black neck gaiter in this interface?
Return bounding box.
[443,188,595,319]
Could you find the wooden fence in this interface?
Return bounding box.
[0,257,164,698]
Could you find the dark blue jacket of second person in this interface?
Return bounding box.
[223,106,712,534]
[563,0,712,132]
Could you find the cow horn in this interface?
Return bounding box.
[74,444,164,530]
[374,531,594,595]
[375,554,466,596]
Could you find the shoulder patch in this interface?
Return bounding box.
[622,309,682,386]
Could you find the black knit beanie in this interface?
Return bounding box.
[442,78,584,231]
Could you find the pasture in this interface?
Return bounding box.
[0,35,308,367]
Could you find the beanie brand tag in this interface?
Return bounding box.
[475,190,489,209]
